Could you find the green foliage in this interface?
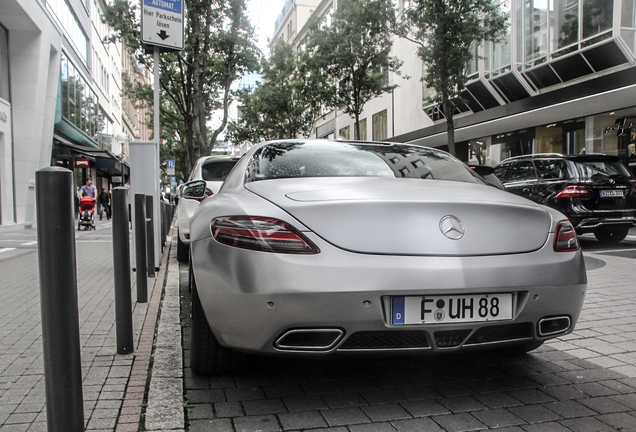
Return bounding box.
[102,0,260,178]
[306,0,402,139]
[101,0,139,48]
[396,0,507,154]
[226,43,331,144]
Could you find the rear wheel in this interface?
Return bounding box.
[594,226,629,244]
[189,265,247,375]
[176,229,189,262]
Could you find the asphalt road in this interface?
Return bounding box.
[180,228,636,432]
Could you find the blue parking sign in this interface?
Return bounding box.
[166,160,175,169]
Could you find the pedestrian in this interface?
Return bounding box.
[79,177,97,200]
[98,187,111,220]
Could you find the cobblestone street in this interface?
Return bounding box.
[181,234,636,432]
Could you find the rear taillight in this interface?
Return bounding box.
[554,186,591,199]
[554,221,580,252]
[211,216,319,254]
[205,188,214,197]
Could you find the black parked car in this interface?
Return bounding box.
[494,154,636,243]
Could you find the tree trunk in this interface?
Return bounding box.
[443,98,456,157]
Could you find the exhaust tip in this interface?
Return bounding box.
[275,329,344,351]
[538,316,571,336]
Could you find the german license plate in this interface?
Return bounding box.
[392,294,513,325]
[600,189,624,197]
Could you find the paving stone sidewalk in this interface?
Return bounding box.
[0,219,186,432]
[179,241,636,432]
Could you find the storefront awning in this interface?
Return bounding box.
[53,135,125,175]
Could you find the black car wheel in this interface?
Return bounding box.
[176,229,189,262]
[189,264,247,375]
[594,226,630,244]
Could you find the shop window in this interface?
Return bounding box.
[536,124,563,153]
[372,110,387,141]
[339,126,350,140]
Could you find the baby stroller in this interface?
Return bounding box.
[78,196,96,230]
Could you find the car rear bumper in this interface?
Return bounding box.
[190,234,587,356]
[573,216,636,232]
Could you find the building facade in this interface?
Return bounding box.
[0,0,134,230]
[273,0,636,174]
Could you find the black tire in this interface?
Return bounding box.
[189,267,247,375]
[176,229,189,263]
[594,226,629,244]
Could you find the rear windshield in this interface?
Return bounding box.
[245,141,482,184]
[572,159,633,180]
[201,160,238,181]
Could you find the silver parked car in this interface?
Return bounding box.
[176,155,241,262]
[184,140,587,374]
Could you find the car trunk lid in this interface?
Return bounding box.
[245,177,552,256]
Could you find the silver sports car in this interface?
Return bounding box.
[184,140,587,375]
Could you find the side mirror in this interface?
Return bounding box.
[181,180,207,201]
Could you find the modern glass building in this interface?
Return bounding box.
[398,0,636,172]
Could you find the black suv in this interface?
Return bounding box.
[494,154,636,243]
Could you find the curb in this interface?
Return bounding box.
[115,227,185,432]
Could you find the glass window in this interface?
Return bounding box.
[536,125,563,153]
[201,160,239,181]
[339,126,350,140]
[0,24,9,102]
[535,159,568,179]
[60,51,99,143]
[494,163,512,182]
[622,0,636,27]
[354,118,367,140]
[551,0,579,51]
[372,110,387,141]
[46,0,88,64]
[573,159,634,179]
[582,0,613,39]
[492,0,512,74]
[525,0,549,63]
[507,161,537,181]
[245,141,483,183]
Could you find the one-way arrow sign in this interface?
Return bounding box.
[141,0,184,50]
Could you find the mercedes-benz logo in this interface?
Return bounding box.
[439,216,465,240]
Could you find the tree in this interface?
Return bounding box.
[396,0,507,155]
[189,0,260,157]
[306,0,402,140]
[226,42,331,144]
[103,0,260,177]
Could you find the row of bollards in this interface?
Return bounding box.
[35,167,174,432]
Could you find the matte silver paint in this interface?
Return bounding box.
[188,140,587,356]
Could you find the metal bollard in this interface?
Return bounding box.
[145,195,155,277]
[112,187,134,354]
[134,194,148,303]
[35,167,85,432]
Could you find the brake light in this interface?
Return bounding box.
[554,221,580,252]
[211,216,319,254]
[554,186,591,199]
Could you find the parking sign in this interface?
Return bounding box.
[166,159,175,175]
